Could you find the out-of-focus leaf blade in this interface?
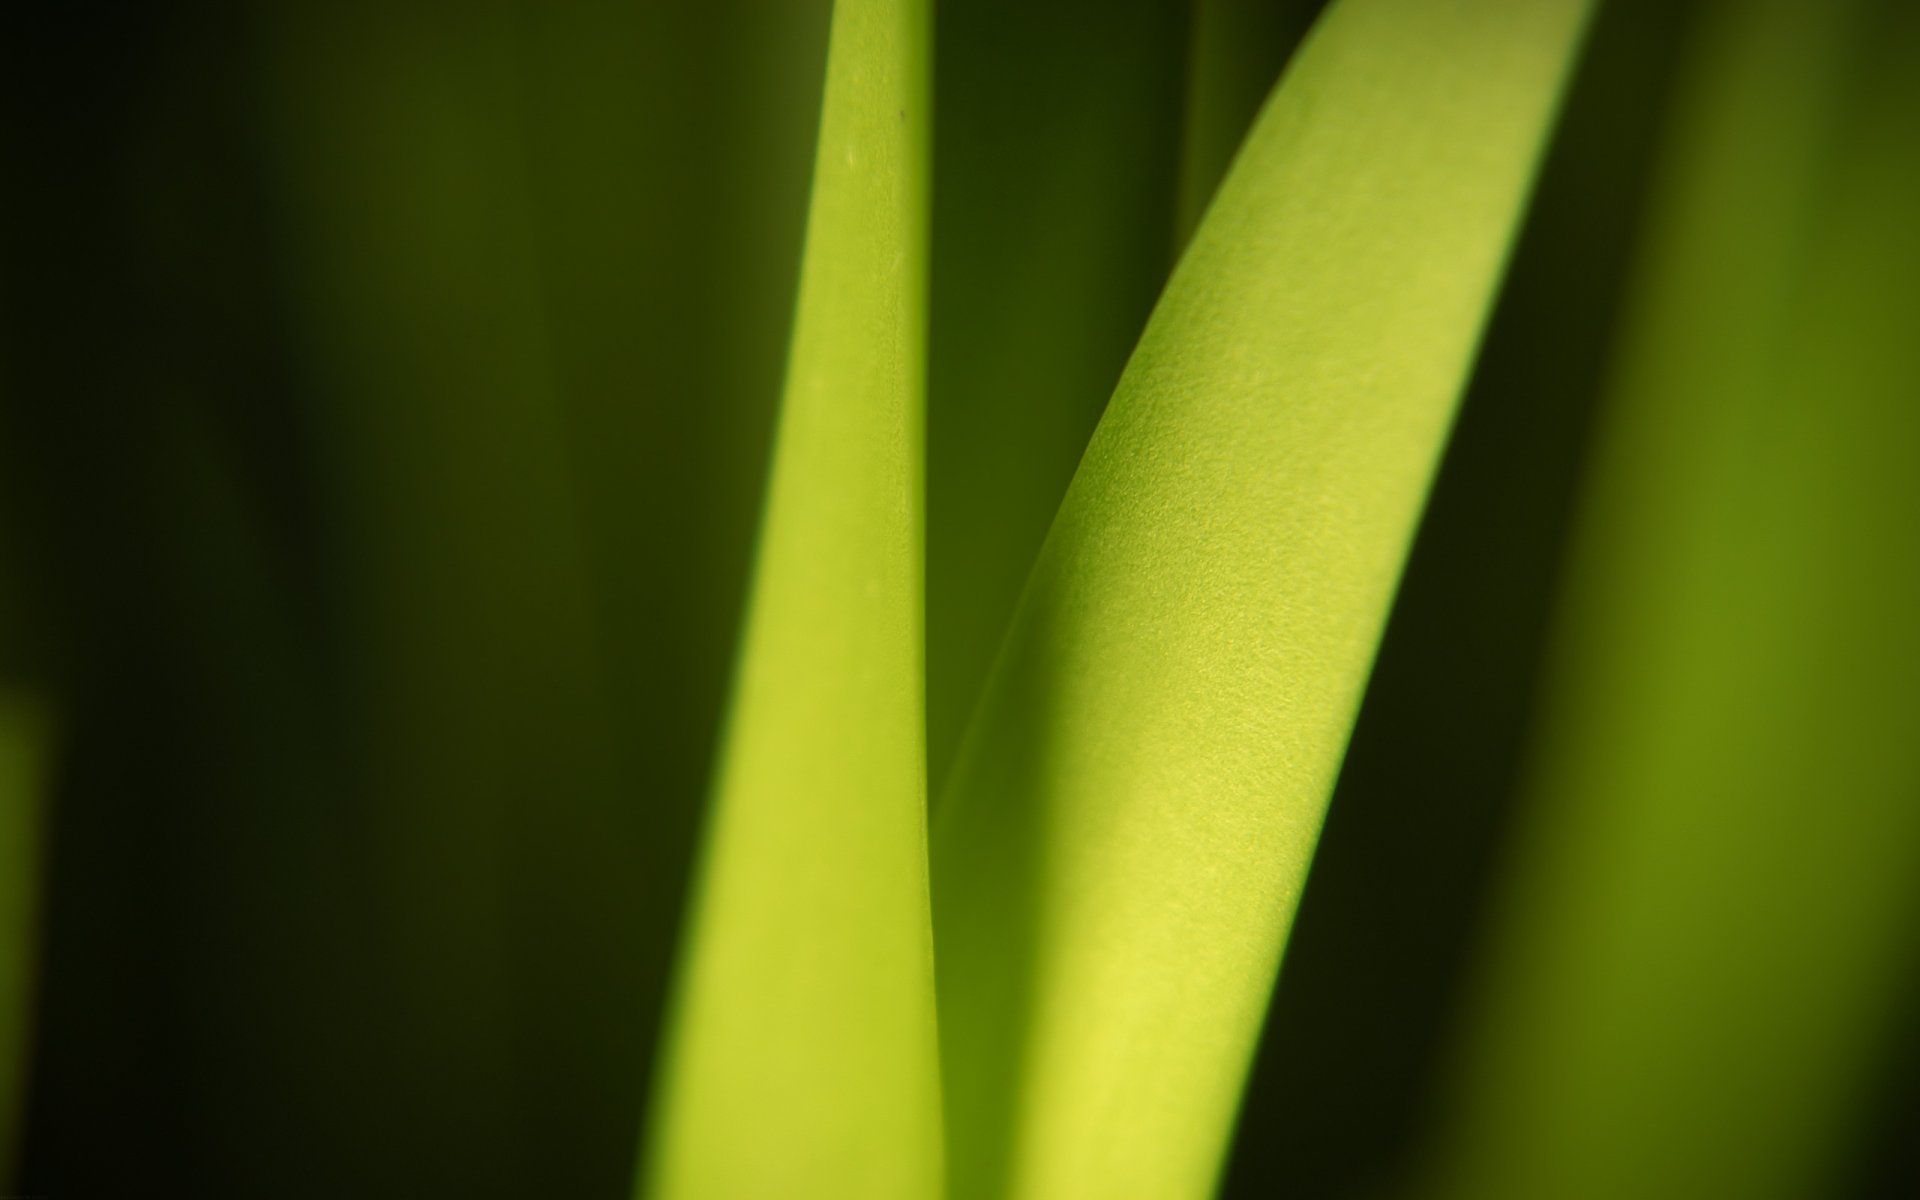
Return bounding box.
[259,4,831,1191]
[930,0,1593,1196]
[1172,0,1321,251]
[1419,2,1920,1196]
[262,6,611,1189]
[642,0,940,1195]
[927,0,1187,788]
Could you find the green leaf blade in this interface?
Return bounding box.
[642,0,940,1195]
[1419,2,1920,1196]
[930,0,1593,1195]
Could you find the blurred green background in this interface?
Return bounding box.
[3,1,1917,1197]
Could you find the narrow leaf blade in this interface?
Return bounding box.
[643,0,940,1194]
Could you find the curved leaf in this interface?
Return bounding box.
[930,0,1593,1195]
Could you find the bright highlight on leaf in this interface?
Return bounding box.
[641,0,940,1195]
[930,0,1592,1195]
[1419,2,1920,1196]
